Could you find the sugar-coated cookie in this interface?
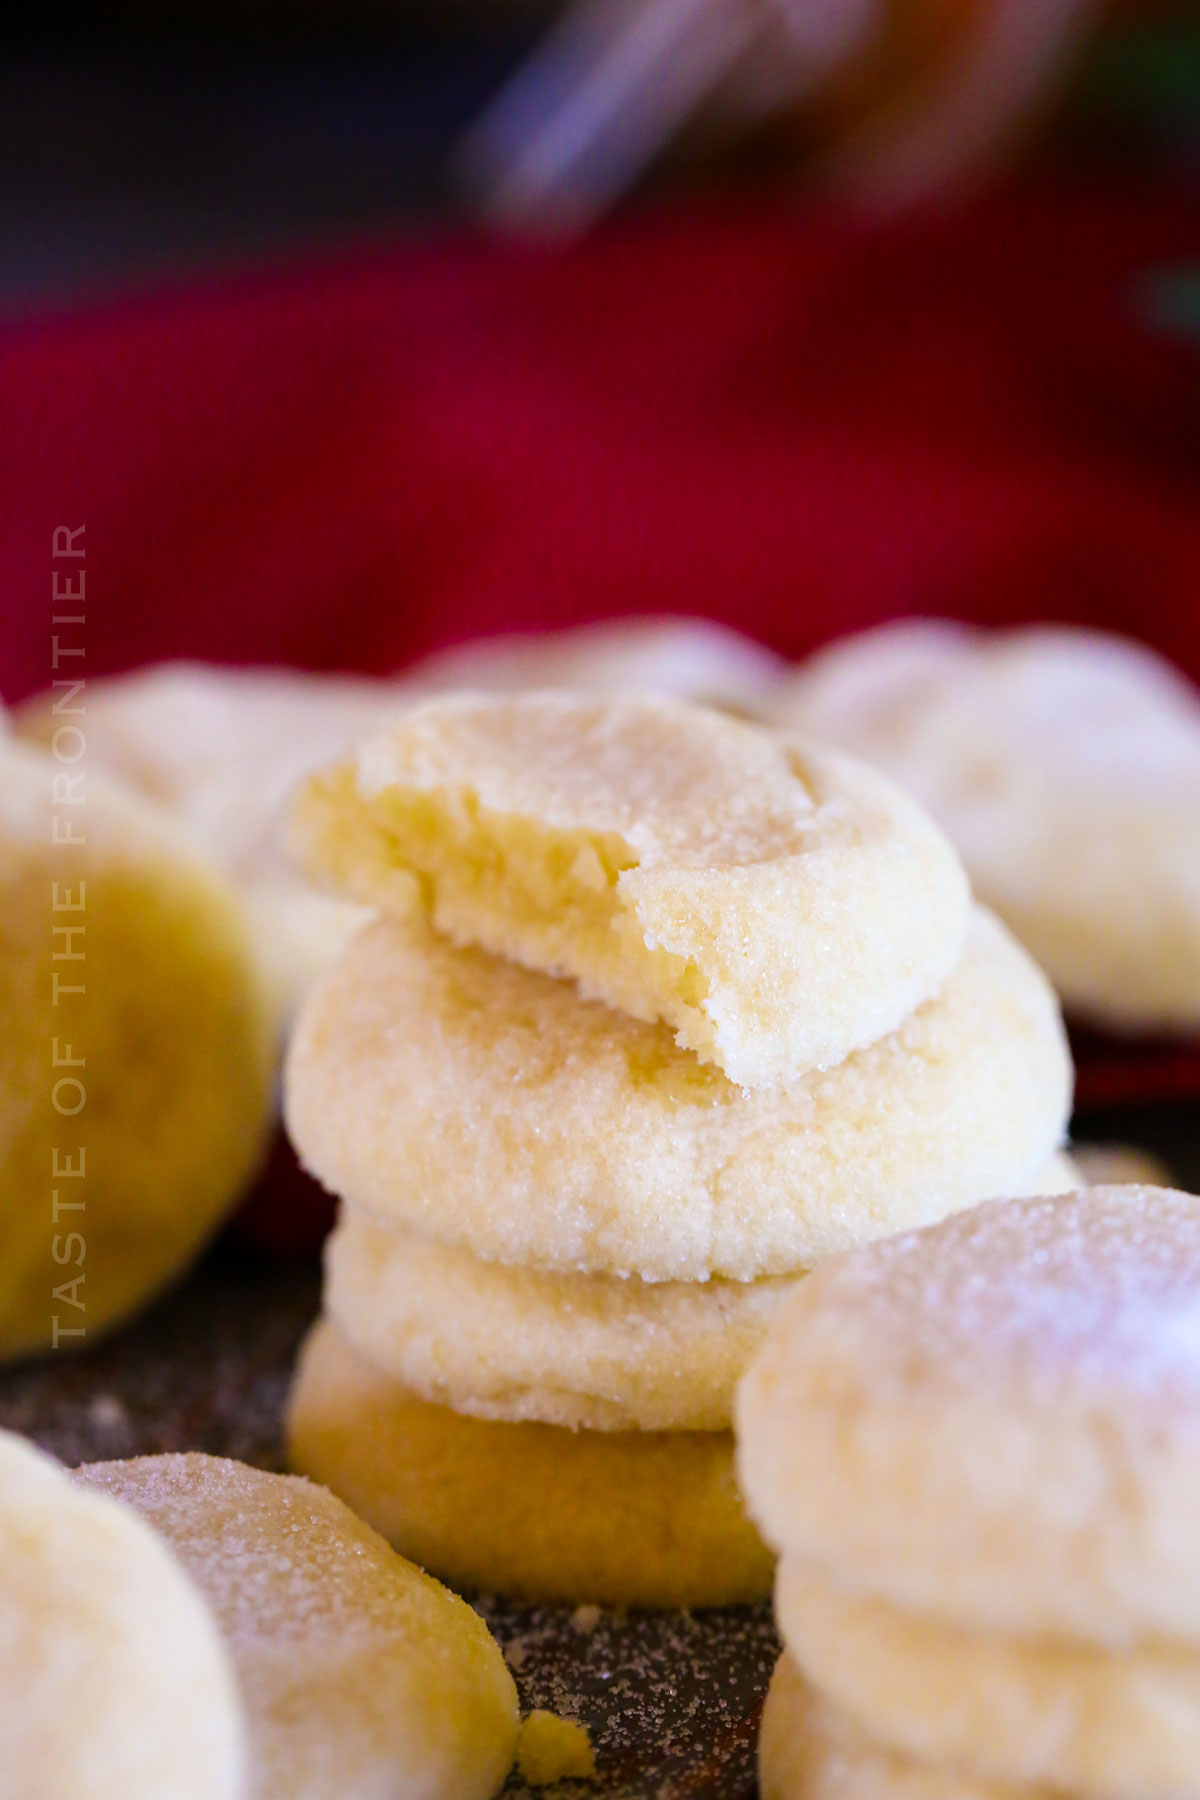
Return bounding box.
[17,662,405,1021]
[286,905,1069,1282]
[408,615,785,715]
[287,1320,773,1607]
[0,745,275,1358]
[772,621,1200,1031]
[75,1454,518,1800]
[776,1556,1200,1800]
[760,1653,1032,1800]
[292,692,970,1086]
[737,1185,1200,1646]
[325,1209,795,1430]
[0,1429,245,1800]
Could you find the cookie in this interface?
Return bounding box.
[75,1454,518,1800]
[325,1209,795,1430]
[287,1320,773,1607]
[285,905,1070,1282]
[323,1146,1082,1432]
[0,744,275,1358]
[737,1185,1200,1645]
[0,1429,244,1800]
[772,621,1200,1031]
[408,615,785,715]
[291,692,970,1086]
[776,1556,1200,1800]
[760,1653,1030,1800]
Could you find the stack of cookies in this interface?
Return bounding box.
[282,691,1073,1607]
[740,1183,1200,1800]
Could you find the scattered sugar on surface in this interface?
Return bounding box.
[474,1594,779,1796]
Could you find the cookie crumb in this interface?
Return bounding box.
[570,1604,602,1635]
[517,1710,595,1784]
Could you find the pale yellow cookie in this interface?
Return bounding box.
[75,1454,518,1800]
[287,1320,773,1607]
[325,1209,796,1430]
[777,1556,1200,1800]
[0,1429,245,1800]
[408,615,785,715]
[285,905,1069,1282]
[772,621,1200,1031]
[291,692,970,1086]
[760,1653,1032,1800]
[737,1185,1200,1647]
[0,744,274,1358]
[325,1152,1076,1431]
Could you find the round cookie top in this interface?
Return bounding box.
[285,905,1069,1282]
[0,1429,244,1800]
[737,1185,1200,1644]
[75,1453,519,1800]
[290,691,970,1087]
[771,620,1200,1030]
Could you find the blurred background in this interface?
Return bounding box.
[2,0,1196,308]
[1,0,1197,697]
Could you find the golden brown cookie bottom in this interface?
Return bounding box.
[286,1321,773,1608]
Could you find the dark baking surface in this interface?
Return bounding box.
[0,1100,1194,1798]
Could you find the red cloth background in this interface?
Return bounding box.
[2,180,1197,697]
[1,179,1197,1243]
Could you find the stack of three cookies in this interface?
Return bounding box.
[283,691,1073,1606]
